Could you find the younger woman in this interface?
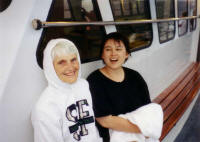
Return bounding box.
[87,32,151,142]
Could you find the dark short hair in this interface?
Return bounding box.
[99,32,131,57]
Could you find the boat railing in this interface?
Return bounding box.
[32,15,200,30]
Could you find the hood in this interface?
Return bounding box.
[43,38,81,89]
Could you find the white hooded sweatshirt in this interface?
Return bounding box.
[31,39,102,142]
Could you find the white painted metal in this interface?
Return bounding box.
[0,0,199,142]
[0,0,52,142]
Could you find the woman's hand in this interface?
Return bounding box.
[96,115,141,133]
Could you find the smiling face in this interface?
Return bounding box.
[102,39,129,70]
[53,53,79,84]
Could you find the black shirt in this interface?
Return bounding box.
[87,67,151,141]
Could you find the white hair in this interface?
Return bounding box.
[51,41,79,60]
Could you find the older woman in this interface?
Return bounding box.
[31,38,102,142]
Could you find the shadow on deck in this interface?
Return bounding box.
[174,93,200,142]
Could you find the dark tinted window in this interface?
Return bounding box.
[189,0,197,32]
[155,0,175,43]
[37,0,105,68]
[0,0,12,12]
[178,0,188,36]
[109,0,152,51]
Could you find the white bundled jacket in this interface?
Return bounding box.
[31,39,102,142]
[109,103,163,142]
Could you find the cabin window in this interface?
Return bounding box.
[155,0,175,43]
[37,0,105,68]
[189,0,197,32]
[109,0,152,52]
[178,0,188,36]
[0,0,12,12]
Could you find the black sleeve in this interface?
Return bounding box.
[87,74,112,117]
[135,71,151,104]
